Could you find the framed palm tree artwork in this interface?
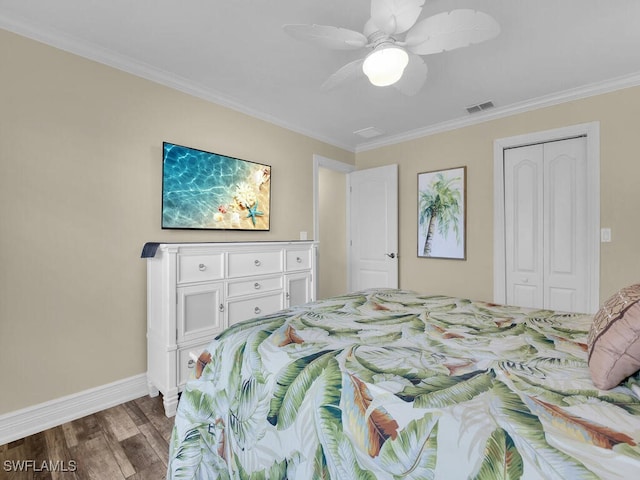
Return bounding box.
[418,166,466,259]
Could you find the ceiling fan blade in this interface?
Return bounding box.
[321,58,366,91]
[370,0,425,35]
[405,9,500,55]
[283,24,367,50]
[393,53,427,96]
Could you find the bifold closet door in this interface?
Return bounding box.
[504,137,588,312]
[504,144,544,309]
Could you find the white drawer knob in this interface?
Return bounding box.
[187,359,195,369]
[254,306,261,314]
[296,257,302,263]
[198,263,207,271]
[254,259,261,267]
[254,282,261,289]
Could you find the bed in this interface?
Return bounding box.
[167,288,640,479]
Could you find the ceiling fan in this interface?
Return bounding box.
[283,0,500,95]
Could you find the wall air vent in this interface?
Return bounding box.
[465,101,495,114]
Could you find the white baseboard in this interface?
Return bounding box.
[0,374,149,445]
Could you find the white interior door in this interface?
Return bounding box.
[504,137,589,312]
[543,138,589,311]
[504,144,544,308]
[349,164,398,292]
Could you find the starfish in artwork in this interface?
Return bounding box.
[246,201,264,226]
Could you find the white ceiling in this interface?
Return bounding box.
[2,0,640,152]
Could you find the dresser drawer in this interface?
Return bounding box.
[227,250,282,278]
[177,253,224,284]
[177,343,210,387]
[285,248,312,272]
[227,292,284,326]
[227,275,283,298]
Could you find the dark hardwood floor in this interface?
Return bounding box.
[0,395,174,480]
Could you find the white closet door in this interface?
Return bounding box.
[504,144,544,309]
[504,137,589,312]
[543,138,588,312]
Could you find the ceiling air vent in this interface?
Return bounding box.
[465,101,494,114]
[354,127,384,139]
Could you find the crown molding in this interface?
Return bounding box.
[3,14,640,154]
[355,71,640,152]
[0,16,354,152]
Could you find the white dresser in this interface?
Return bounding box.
[145,241,317,416]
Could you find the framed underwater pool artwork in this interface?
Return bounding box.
[162,142,271,230]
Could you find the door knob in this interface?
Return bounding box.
[385,253,396,259]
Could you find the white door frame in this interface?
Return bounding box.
[493,122,601,313]
[312,154,356,292]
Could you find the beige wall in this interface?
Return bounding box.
[0,30,354,415]
[355,87,640,303]
[318,167,348,298]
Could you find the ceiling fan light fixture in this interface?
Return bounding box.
[362,45,409,87]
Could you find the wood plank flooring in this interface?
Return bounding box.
[0,395,174,480]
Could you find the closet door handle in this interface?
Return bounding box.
[385,253,396,259]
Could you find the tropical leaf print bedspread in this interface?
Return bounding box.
[167,289,640,479]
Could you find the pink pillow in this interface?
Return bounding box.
[588,284,640,390]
